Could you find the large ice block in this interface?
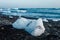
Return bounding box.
[12,17,45,36]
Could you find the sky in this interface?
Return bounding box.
[0,0,60,8]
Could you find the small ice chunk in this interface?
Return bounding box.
[9,16,13,18]
[43,18,48,22]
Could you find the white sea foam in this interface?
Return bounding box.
[52,19,60,21]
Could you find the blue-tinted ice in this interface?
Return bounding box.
[12,17,45,36]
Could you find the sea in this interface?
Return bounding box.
[0,8,60,19]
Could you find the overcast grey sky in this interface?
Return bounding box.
[0,0,60,8]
